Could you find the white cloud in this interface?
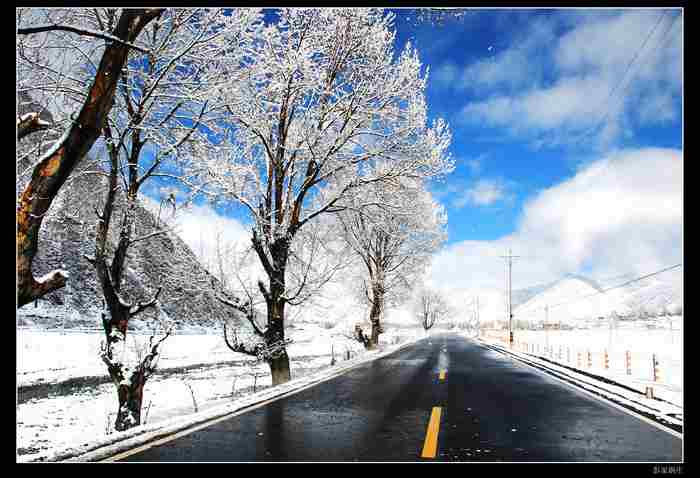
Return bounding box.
[172,203,251,262]
[446,15,557,94]
[429,148,682,316]
[449,178,512,209]
[453,178,508,208]
[457,10,682,148]
[461,74,617,133]
[142,196,252,273]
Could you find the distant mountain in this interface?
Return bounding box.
[513,273,681,324]
[17,168,246,333]
[511,279,559,309]
[16,94,244,332]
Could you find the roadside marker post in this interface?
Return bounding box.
[587,350,592,369]
[604,350,609,370]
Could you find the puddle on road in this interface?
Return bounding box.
[433,349,450,374]
[380,359,426,366]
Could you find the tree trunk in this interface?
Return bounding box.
[365,282,384,349]
[268,351,291,386]
[114,372,146,432]
[369,317,381,349]
[265,276,291,385]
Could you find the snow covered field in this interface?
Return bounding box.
[17,317,682,462]
[16,323,424,462]
[480,318,683,406]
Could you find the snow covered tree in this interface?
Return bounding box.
[415,287,450,332]
[16,8,164,308]
[406,8,472,27]
[190,8,452,382]
[339,179,448,348]
[84,8,261,432]
[218,213,352,373]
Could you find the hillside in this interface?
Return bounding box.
[513,274,681,325]
[16,163,244,333]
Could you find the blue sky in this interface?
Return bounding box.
[387,8,682,244]
[153,8,682,299]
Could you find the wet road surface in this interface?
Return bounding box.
[117,334,681,462]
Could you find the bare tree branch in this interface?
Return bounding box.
[17,24,151,53]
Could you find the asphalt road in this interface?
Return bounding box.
[117,334,682,462]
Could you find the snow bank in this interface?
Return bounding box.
[19,330,427,463]
[477,335,683,434]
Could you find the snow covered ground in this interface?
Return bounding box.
[17,317,682,462]
[476,324,683,419]
[17,322,426,462]
[476,335,683,435]
[496,318,683,395]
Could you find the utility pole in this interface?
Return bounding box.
[500,248,520,347]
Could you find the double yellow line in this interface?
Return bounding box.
[421,369,446,459]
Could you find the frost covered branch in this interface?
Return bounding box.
[17,24,151,53]
[17,113,51,139]
[129,287,163,317]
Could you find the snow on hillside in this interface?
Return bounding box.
[16,170,243,333]
[514,277,605,324]
[513,274,682,325]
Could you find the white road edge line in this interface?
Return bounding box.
[97,338,426,462]
[478,339,682,441]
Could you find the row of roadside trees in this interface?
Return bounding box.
[17,8,456,431]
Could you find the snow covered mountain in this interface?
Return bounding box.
[16,168,243,333]
[513,273,682,326]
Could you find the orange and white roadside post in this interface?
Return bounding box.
[604,349,610,370]
[577,351,581,368]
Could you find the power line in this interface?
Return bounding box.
[591,12,679,131]
[567,11,664,146]
[515,263,682,319]
[595,263,682,297]
[658,11,681,52]
[600,11,667,116]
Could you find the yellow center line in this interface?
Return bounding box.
[421,406,442,459]
[439,369,446,381]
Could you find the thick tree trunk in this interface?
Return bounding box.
[366,284,384,350]
[114,372,146,431]
[252,230,294,386]
[16,9,162,308]
[95,136,163,433]
[265,293,291,385]
[370,318,381,349]
[268,351,291,386]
